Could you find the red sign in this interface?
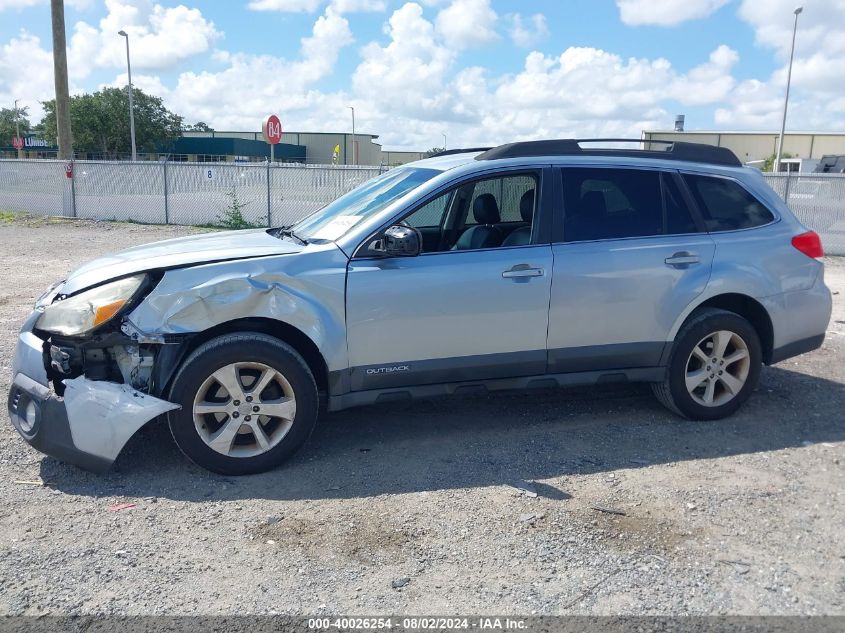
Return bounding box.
[12,136,23,150]
[262,114,283,145]
[65,162,73,179]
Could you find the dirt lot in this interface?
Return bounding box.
[0,216,843,616]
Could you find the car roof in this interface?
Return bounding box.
[405,151,752,180]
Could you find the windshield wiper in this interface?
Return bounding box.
[273,225,307,245]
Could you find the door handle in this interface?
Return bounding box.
[664,252,700,267]
[502,266,544,279]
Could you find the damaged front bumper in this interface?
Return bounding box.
[7,311,179,472]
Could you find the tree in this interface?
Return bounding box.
[425,147,444,157]
[0,106,30,145]
[185,121,213,132]
[39,87,183,157]
[762,152,795,172]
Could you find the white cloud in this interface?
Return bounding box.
[435,0,498,49]
[0,0,41,9]
[354,3,455,119]
[616,0,730,27]
[248,0,386,13]
[738,0,845,59]
[67,0,221,78]
[0,0,101,10]
[0,32,57,122]
[715,0,845,129]
[667,44,738,105]
[107,72,171,97]
[330,0,386,12]
[167,6,353,130]
[248,0,322,11]
[509,13,549,48]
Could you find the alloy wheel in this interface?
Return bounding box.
[192,362,297,457]
[684,330,751,407]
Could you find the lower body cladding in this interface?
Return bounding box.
[8,313,179,472]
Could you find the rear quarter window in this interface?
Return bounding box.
[683,174,775,232]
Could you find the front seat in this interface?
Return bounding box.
[502,189,535,247]
[453,193,504,250]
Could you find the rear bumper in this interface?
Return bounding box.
[8,311,179,473]
[762,274,832,365]
[769,334,826,365]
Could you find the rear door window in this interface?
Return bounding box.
[683,174,775,232]
[562,168,697,242]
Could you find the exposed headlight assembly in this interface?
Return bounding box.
[36,274,146,336]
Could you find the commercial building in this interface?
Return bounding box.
[0,134,58,159]
[642,130,845,172]
[178,130,384,165]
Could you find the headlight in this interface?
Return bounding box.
[36,274,146,336]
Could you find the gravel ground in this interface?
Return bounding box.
[0,216,843,616]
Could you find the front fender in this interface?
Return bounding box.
[126,249,349,373]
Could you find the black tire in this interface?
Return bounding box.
[167,332,318,475]
[652,308,762,421]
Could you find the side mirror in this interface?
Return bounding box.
[381,224,421,257]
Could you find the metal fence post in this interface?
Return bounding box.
[266,161,272,227]
[783,172,791,202]
[70,159,77,217]
[163,160,169,224]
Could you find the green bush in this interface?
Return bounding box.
[216,188,264,230]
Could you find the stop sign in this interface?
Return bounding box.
[262,114,282,145]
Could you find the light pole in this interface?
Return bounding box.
[442,132,447,150]
[14,99,22,159]
[348,106,356,165]
[118,30,137,161]
[775,6,802,173]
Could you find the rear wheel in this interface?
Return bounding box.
[167,332,318,475]
[653,308,762,420]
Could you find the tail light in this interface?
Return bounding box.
[791,231,824,259]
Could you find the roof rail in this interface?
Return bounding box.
[475,138,741,167]
[429,147,493,158]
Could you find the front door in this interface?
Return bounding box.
[346,169,553,391]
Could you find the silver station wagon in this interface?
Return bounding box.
[8,139,832,475]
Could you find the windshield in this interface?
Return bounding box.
[291,167,440,241]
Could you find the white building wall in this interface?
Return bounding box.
[643,131,845,164]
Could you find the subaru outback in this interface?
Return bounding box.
[8,139,832,475]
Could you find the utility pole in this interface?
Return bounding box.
[14,99,22,159]
[118,30,137,161]
[50,0,73,160]
[348,106,356,165]
[775,6,803,173]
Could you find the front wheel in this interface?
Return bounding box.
[653,308,762,421]
[167,332,318,475]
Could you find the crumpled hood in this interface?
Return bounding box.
[61,229,303,295]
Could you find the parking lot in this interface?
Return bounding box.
[0,215,843,616]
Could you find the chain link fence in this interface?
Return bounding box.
[762,173,845,255]
[1,160,844,255]
[0,159,385,227]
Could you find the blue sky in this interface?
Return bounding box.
[1,0,843,150]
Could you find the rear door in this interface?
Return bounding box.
[547,166,715,372]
